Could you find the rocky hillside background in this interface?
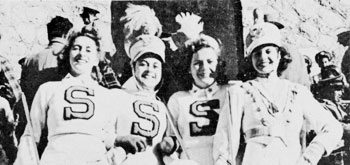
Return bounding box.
[242,0,350,75]
[0,0,112,77]
[0,0,350,79]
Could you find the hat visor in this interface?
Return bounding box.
[134,52,165,63]
[318,75,343,83]
[160,32,172,38]
[249,43,281,56]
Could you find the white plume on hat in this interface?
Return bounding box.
[245,22,282,56]
[120,3,162,58]
[129,35,165,63]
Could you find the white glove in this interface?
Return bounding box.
[297,142,325,165]
[106,147,127,165]
[157,136,178,155]
[175,12,203,40]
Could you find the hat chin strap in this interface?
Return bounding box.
[257,72,271,78]
[256,70,278,79]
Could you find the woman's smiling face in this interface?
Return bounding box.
[251,45,280,74]
[69,36,99,76]
[190,47,218,88]
[134,56,162,91]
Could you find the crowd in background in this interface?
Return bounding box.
[0,2,348,165]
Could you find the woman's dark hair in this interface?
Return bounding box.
[237,44,292,81]
[179,35,228,91]
[57,29,102,78]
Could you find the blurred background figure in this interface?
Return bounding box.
[303,55,312,75]
[309,65,350,165]
[19,16,73,156]
[312,51,333,83]
[0,97,17,165]
[20,16,73,109]
[0,54,21,109]
[80,6,121,89]
[0,54,20,164]
[311,51,336,98]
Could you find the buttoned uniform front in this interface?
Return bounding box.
[167,82,229,165]
[213,79,343,165]
[110,77,167,165]
[19,74,117,165]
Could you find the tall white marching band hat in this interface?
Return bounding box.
[129,35,166,63]
[245,22,282,56]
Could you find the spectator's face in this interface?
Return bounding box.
[333,89,343,102]
[134,57,162,91]
[319,57,331,68]
[69,36,98,76]
[251,45,280,75]
[322,88,343,102]
[191,48,218,88]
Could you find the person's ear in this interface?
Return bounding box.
[131,62,136,75]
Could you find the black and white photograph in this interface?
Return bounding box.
[0,0,350,164]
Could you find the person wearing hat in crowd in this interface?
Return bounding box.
[311,51,337,99]
[165,33,230,165]
[310,65,350,165]
[79,6,121,89]
[109,35,172,165]
[213,22,343,165]
[313,51,333,84]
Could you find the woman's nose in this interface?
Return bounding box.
[199,62,210,71]
[260,52,269,59]
[146,65,154,72]
[79,50,87,57]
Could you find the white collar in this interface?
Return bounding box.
[122,76,158,98]
[63,73,98,86]
[190,82,220,98]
